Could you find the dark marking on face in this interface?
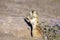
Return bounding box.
[32,11,34,13]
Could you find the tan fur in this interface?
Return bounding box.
[33,25,43,38]
[26,11,43,38]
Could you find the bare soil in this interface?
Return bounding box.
[0,0,60,40]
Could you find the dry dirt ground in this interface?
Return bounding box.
[0,0,60,40]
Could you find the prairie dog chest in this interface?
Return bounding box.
[30,18,39,29]
[30,18,38,25]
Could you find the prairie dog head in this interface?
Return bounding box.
[27,10,38,21]
[29,11,38,18]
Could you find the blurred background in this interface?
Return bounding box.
[0,0,60,40]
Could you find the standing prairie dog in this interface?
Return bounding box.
[25,11,43,38]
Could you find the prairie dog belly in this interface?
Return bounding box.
[33,27,43,38]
